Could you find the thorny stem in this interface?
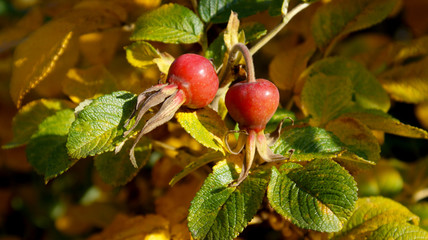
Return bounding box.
[249,3,310,55]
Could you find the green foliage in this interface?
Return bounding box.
[268,160,358,232]
[66,91,136,158]
[131,3,204,44]
[188,160,269,240]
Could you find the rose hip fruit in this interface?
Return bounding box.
[225,79,280,132]
[167,53,219,109]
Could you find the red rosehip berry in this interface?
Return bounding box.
[167,53,219,109]
[225,79,280,132]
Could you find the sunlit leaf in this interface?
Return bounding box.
[131,4,204,44]
[3,99,74,149]
[63,65,118,103]
[369,222,428,240]
[333,196,420,239]
[198,0,272,23]
[312,0,399,56]
[10,3,124,108]
[66,91,137,159]
[271,126,345,162]
[378,57,428,104]
[125,41,174,74]
[176,108,228,154]
[342,108,428,139]
[268,159,358,232]
[94,137,151,186]
[79,28,123,65]
[415,102,428,130]
[326,116,380,163]
[26,109,77,183]
[188,160,269,240]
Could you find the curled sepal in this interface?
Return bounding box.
[256,130,293,162]
[230,130,256,187]
[224,130,248,154]
[129,89,186,167]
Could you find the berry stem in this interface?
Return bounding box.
[229,43,256,83]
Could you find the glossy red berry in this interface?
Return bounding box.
[167,53,219,109]
[225,79,279,132]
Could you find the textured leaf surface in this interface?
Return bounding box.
[67,91,137,159]
[131,4,203,44]
[3,99,74,149]
[343,109,428,139]
[368,222,428,240]
[176,108,228,153]
[125,41,160,68]
[334,197,420,239]
[63,65,117,103]
[198,0,272,23]
[26,109,76,183]
[301,74,353,126]
[312,0,399,55]
[94,138,151,186]
[326,116,380,163]
[379,57,428,104]
[188,160,269,240]
[272,126,345,162]
[268,159,357,232]
[303,57,390,121]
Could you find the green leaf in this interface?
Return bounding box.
[378,56,428,104]
[198,0,272,23]
[368,222,428,240]
[170,151,225,186]
[3,99,74,149]
[94,137,151,186]
[66,91,137,159]
[334,196,420,239]
[176,108,228,154]
[304,57,390,121]
[268,159,358,232]
[131,4,204,44]
[271,126,345,162]
[311,0,399,56]
[301,74,353,126]
[188,160,269,240]
[409,202,428,231]
[342,108,428,139]
[26,109,77,183]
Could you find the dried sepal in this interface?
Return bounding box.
[224,130,248,154]
[231,130,256,187]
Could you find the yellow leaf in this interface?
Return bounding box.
[415,102,428,130]
[79,28,123,65]
[63,65,118,103]
[379,57,428,104]
[269,40,316,93]
[0,7,43,53]
[224,11,240,51]
[88,214,170,240]
[10,2,125,108]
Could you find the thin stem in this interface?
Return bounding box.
[223,43,256,83]
[249,3,310,55]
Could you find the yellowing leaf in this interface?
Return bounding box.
[312,0,399,56]
[63,65,118,103]
[224,12,240,51]
[79,28,123,65]
[176,108,228,153]
[88,214,170,240]
[125,41,174,74]
[269,40,315,92]
[10,3,125,108]
[415,102,428,130]
[379,57,428,104]
[326,116,380,163]
[0,7,43,53]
